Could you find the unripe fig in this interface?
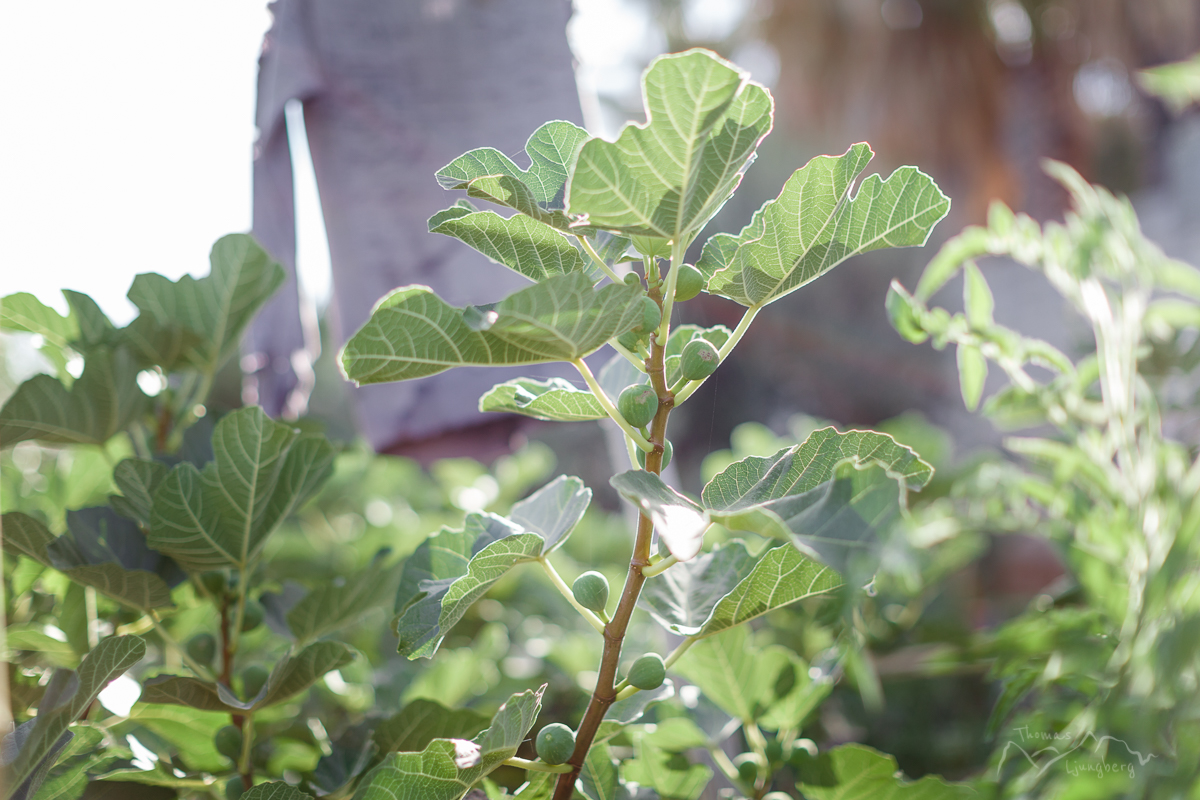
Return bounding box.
[535,723,576,765]
[225,776,245,800]
[214,725,244,761]
[200,571,227,598]
[251,741,272,769]
[627,653,666,690]
[674,263,704,302]
[623,272,642,288]
[572,571,610,614]
[734,752,766,786]
[241,665,269,699]
[680,339,719,381]
[185,632,217,667]
[240,599,264,632]
[617,331,647,352]
[637,439,672,470]
[617,385,657,429]
[765,737,785,765]
[632,297,662,335]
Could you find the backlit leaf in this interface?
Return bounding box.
[479,378,605,422]
[125,234,284,374]
[567,50,773,242]
[147,407,335,572]
[430,211,586,282]
[354,687,544,800]
[341,273,643,385]
[0,348,146,448]
[373,699,490,755]
[699,144,949,308]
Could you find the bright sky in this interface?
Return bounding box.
[1,1,760,326]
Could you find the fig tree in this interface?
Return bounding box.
[536,723,575,765]
[617,385,657,429]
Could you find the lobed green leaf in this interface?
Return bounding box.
[567,49,773,242]
[354,687,544,800]
[699,144,949,308]
[341,273,643,385]
[147,407,335,572]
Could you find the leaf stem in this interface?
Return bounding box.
[708,743,741,785]
[609,338,648,370]
[664,636,697,669]
[641,554,678,578]
[656,240,686,342]
[539,558,606,634]
[504,757,573,773]
[577,235,625,285]
[571,358,653,451]
[673,304,760,405]
[552,333,674,800]
[239,713,256,789]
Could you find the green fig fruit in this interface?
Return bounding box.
[240,599,264,632]
[617,385,657,429]
[627,653,666,690]
[214,725,244,762]
[241,665,269,699]
[185,632,217,667]
[680,338,719,380]
[535,723,576,765]
[637,439,673,470]
[632,297,662,335]
[617,330,647,352]
[199,571,227,598]
[765,737,785,765]
[734,752,766,786]
[673,263,704,302]
[225,776,245,800]
[572,571,610,614]
[623,272,642,288]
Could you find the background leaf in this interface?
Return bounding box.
[0,292,79,379]
[1,512,173,611]
[793,744,974,800]
[285,553,402,644]
[341,274,642,385]
[673,626,813,726]
[147,407,335,572]
[354,687,544,800]
[0,348,146,448]
[699,144,950,308]
[2,636,146,798]
[372,699,490,755]
[139,641,355,712]
[125,233,284,374]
